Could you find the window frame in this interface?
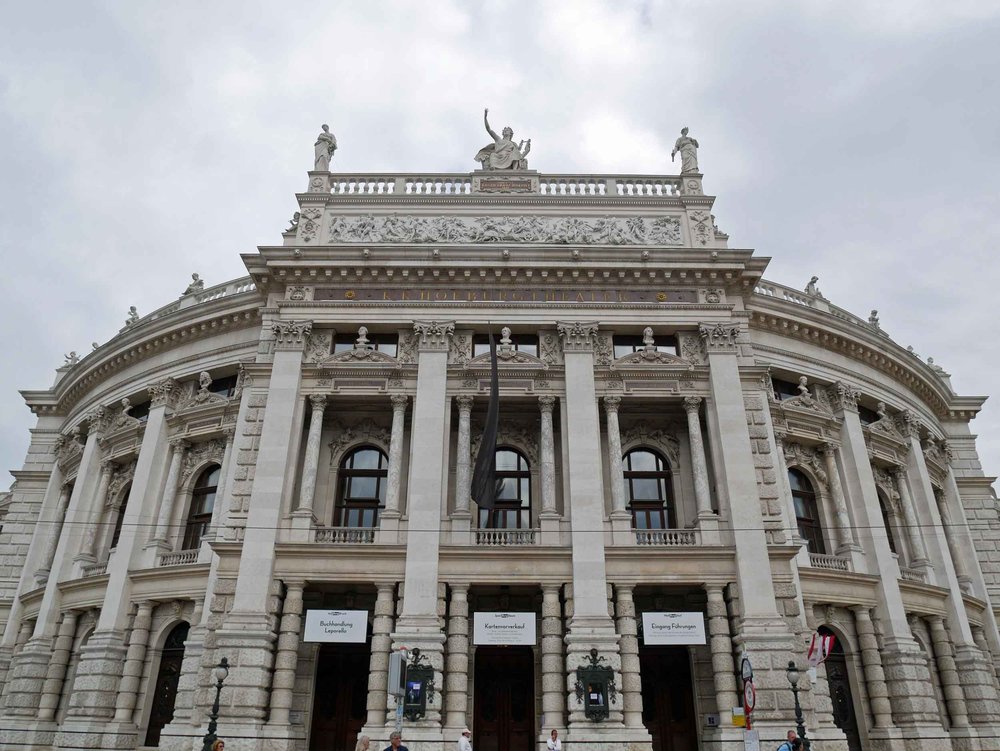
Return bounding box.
[623,448,675,529]
[478,447,532,529]
[335,445,390,528]
[182,465,220,550]
[333,332,399,357]
[788,467,826,554]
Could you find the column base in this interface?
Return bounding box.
[449,510,472,543]
[0,719,57,751]
[288,509,318,542]
[55,719,138,750]
[64,631,129,720]
[836,543,866,571]
[610,511,633,546]
[696,511,721,544]
[539,512,562,546]
[2,639,52,716]
[378,510,402,545]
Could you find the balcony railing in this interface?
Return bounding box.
[808,553,850,572]
[323,173,686,198]
[158,549,200,567]
[900,567,926,583]
[635,529,698,546]
[475,529,537,546]
[315,527,376,544]
[81,562,108,578]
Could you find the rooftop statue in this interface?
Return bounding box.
[475,108,531,171]
[314,124,338,171]
[183,272,204,296]
[671,127,699,173]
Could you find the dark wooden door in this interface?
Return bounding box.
[310,644,370,751]
[145,622,189,746]
[639,647,697,751]
[474,647,535,751]
[825,650,863,751]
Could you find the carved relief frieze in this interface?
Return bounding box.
[181,438,227,483]
[326,213,683,245]
[304,330,333,363]
[102,398,143,436]
[449,332,472,367]
[466,349,545,368]
[320,348,399,366]
[871,465,901,511]
[620,422,680,467]
[107,459,137,504]
[471,419,539,464]
[539,332,563,366]
[688,210,712,246]
[328,419,392,463]
[396,331,418,364]
[300,208,322,243]
[782,441,828,486]
[678,331,707,365]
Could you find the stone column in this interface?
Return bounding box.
[821,443,856,551]
[36,610,78,721]
[113,601,154,722]
[77,460,116,562]
[971,625,1000,689]
[928,615,969,727]
[365,583,396,731]
[444,584,470,732]
[614,585,644,729]
[295,395,327,515]
[705,585,738,715]
[538,396,557,516]
[852,606,893,729]
[384,394,409,518]
[892,466,930,569]
[35,482,73,587]
[604,396,627,515]
[149,438,189,550]
[269,581,305,726]
[684,396,713,518]
[540,584,566,731]
[934,488,972,593]
[218,320,310,729]
[394,321,453,733]
[454,396,474,517]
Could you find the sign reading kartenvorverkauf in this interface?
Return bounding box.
[473,612,536,646]
[304,610,368,643]
[642,612,706,645]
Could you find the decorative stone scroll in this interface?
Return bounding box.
[327,213,683,246]
[413,320,455,351]
[697,323,740,353]
[776,377,832,415]
[557,321,600,353]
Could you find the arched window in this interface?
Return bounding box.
[623,448,674,529]
[789,468,825,554]
[336,447,388,528]
[109,483,131,550]
[479,448,531,529]
[878,492,897,554]
[182,466,220,549]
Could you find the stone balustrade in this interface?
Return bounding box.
[899,566,926,583]
[80,562,108,578]
[635,529,699,546]
[315,527,377,544]
[475,529,537,546]
[157,549,200,567]
[808,552,851,572]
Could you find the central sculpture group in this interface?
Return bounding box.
[311,113,699,173]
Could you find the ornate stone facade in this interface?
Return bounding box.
[0,152,997,751]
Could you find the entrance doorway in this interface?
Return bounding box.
[474,646,535,751]
[639,646,698,751]
[309,643,370,751]
[145,622,189,746]
[821,628,863,751]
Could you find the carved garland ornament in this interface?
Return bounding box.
[328,419,392,463]
[470,420,539,464]
[782,442,828,486]
[327,213,683,246]
[181,439,227,484]
[620,423,680,467]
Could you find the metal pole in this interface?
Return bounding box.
[202,657,229,751]
[787,661,812,751]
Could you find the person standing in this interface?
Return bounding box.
[547,729,561,751]
[458,727,473,751]
[355,735,371,751]
[777,730,797,751]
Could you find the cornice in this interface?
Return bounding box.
[296,192,705,211]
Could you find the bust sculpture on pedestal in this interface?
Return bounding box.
[475,108,531,170]
[314,124,337,171]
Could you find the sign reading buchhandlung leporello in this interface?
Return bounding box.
[473,612,536,646]
[642,612,707,645]
[304,610,368,643]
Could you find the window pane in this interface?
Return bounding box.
[647,511,664,529]
[495,450,520,471]
[497,478,518,500]
[377,478,387,503]
[787,469,812,493]
[378,342,398,357]
[350,449,382,470]
[631,478,662,500]
[626,450,659,472]
[196,466,221,489]
[348,477,377,499]
[519,478,530,504]
[193,489,216,516]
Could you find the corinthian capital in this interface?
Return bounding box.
[895,409,922,439]
[603,395,622,413]
[83,406,108,435]
[148,377,180,408]
[683,395,703,413]
[272,320,313,351]
[413,320,455,351]
[826,381,860,413]
[309,394,328,412]
[698,322,741,353]
[556,321,599,352]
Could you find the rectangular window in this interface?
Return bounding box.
[612,334,678,360]
[858,405,880,425]
[771,378,802,402]
[474,333,538,358]
[209,375,238,398]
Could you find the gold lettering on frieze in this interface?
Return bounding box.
[314,287,699,304]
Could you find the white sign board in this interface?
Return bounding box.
[743,729,760,751]
[642,612,707,645]
[304,609,368,643]
[473,612,536,646]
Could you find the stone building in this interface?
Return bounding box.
[1,129,999,751]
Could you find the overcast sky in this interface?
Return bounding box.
[1,1,998,490]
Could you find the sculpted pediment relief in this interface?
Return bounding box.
[611,349,691,368]
[466,349,546,368]
[319,347,400,366]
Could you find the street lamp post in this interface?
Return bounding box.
[785,660,811,751]
[201,657,230,751]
